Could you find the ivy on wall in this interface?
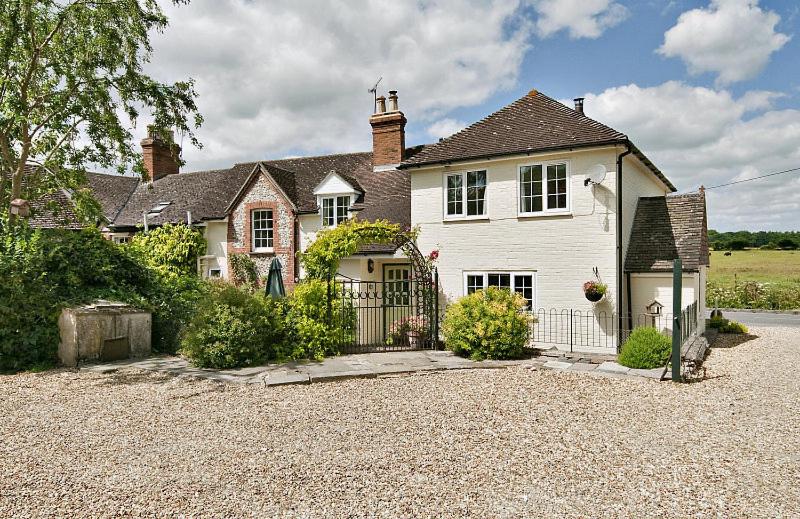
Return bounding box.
[299,219,404,279]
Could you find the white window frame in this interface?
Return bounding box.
[320,194,351,228]
[251,209,274,253]
[517,160,571,217]
[443,170,488,220]
[462,271,538,309]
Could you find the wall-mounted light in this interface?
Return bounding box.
[367,258,375,273]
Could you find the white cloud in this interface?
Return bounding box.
[658,0,791,85]
[143,0,533,170]
[528,0,629,39]
[426,118,468,140]
[579,81,800,230]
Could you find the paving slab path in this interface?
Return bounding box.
[81,349,667,385]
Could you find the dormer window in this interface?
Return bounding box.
[322,195,350,227]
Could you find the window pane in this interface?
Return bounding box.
[336,196,350,224]
[322,198,334,226]
[520,165,543,213]
[513,275,533,310]
[466,170,486,216]
[487,273,510,289]
[546,163,567,210]
[466,275,484,294]
[252,209,273,249]
[446,174,463,216]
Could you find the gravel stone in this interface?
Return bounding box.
[1,326,798,517]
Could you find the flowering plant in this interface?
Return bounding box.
[388,315,429,344]
[583,280,607,301]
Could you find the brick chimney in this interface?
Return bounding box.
[370,90,406,169]
[141,126,180,182]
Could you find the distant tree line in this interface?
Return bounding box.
[709,230,800,251]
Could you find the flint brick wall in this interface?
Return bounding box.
[228,172,296,289]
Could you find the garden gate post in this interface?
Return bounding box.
[671,259,682,382]
[433,268,440,349]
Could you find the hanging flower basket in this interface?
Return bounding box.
[583,281,607,303]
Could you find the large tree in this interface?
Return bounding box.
[0,0,201,223]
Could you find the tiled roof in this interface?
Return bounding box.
[625,193,710,273]
[27,189,85,229]
[85,172,139,222]
[233,149,418,228]
[401,90,626,167]
[110,164,254,228]
[400,90,676,191]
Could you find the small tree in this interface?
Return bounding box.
[777,238,798,250]
[0,0,202,223]
[128,223,206,277]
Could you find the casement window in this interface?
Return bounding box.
[519,162,569,215]
[464,271,536,309]
[251,209,274,252]
[444,170,487,218]
[321,195,350,227]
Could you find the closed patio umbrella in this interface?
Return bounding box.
[265,257,286,299]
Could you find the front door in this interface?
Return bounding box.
[383,264,412,344]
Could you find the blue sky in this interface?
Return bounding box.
[147,0,800,231]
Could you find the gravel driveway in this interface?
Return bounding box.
[2,326,798,518]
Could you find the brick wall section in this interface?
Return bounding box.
[370,112,406,166]
[141,136,180,181]
[227,170,296,290]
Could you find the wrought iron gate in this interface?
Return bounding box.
[331,273,439,353]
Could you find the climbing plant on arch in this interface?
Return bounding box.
[299,219,409,279]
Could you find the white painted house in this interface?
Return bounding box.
[49,88,707,353]
[399,90,708,352]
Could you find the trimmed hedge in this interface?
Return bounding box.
[617,327,671,369]
[442,287,530,360]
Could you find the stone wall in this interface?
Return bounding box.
[227,169,296,288]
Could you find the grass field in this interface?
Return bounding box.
[708,250,800,309]
[709,250,800,284]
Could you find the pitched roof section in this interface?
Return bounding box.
[400,90,676,191]
[111,163,253,228]
[401,90,625,167]
[84,172,139,222]
[231,150,412,228]
[625,193,710,273]
[27,189,85,229]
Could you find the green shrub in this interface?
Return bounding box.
[0,226,146,372]
[285,279,356,360]
[617,327,671,369]
[707,281,800,310]
[442,287,529,360]
[129,223,206,277]
[709,316,748,334]
[0,224,207,371]
[180,282,288,369]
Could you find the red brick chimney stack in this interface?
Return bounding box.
[370,90,406,169]
[141,125,180,182]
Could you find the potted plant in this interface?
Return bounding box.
[583,280,607,303]
[388,315,429,348]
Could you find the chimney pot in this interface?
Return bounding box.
[574,97,585,115]
[370,90,406,168]
[388,90,399,111]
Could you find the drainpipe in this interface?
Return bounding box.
[616,142,632,349]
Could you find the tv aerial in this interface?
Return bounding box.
[584,164,607,186]
[368,76,382,113]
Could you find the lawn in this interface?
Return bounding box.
[707,250,800,309]
[1,327,799,517]
[709,249,800,285]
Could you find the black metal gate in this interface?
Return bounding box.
[330,272,439,353]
